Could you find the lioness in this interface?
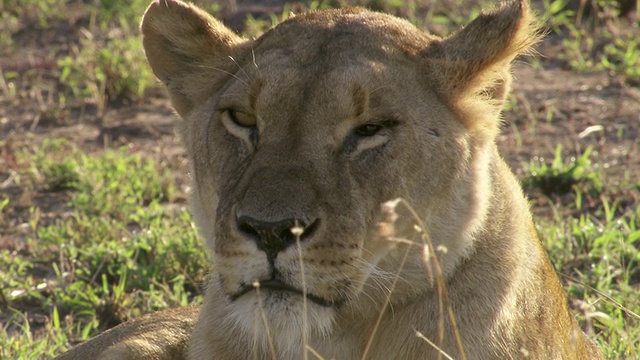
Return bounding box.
[56,0,601,359]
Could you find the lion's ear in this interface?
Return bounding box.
[141,0,244,116]
[423,0,540,131]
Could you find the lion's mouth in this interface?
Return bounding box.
[230,279,337,307]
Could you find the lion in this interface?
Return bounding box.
[56,0,601,359]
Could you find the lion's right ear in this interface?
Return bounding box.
[141,0,244,117]
[422,0,540,137]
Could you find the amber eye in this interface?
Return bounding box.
[353,123,383,137]
[228,110,256,128]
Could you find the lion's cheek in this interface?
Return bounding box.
[216,258,267,292]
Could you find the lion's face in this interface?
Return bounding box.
[142,0,538,346]
[185,13,472,321]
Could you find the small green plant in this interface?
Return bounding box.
[58,30,155,117]
[541,0,574,26]
[89,0,150,29]
[42,160,81,191]
[0,197,9,212]
[547,0,640,84]
[243,4,294,38]
[522,145,602,196]
[0,12,19,51]
[22,139,80,191]
[600,35,640,82]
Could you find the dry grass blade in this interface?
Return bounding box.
[360,243,413,360]
[396,198,467,360]
[253,282,278,360]
[293,221,310,360]
[414,329,455,360]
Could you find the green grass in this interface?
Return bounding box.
[535,187,640,357]
[2,0,156,119]
[547,0,640,84]
[0,140,206,359]
[522,145,603,196]
[518,144,640,357]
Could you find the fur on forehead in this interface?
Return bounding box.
[255,8,438,59]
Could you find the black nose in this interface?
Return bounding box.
[237,216,319,259]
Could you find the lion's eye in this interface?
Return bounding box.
[347,120,398,154]
[228,110,256,128]
[353,123,383,137]
[353,120,398,138]
[220,109,259,150]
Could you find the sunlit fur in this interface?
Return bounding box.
[229,291,335,358]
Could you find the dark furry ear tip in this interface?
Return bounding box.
[504,0,527,14]
[143,0,176,17]
[146,0,188,11]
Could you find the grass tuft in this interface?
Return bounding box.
[522,145,602,196]
[1,139,205,358]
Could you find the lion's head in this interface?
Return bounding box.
[141,0,541,356]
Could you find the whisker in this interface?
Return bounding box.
[228,55,251,83]
[349,261,396,305]
[198,64,250,89]
[367,84,392,97]
[251,48,260,74]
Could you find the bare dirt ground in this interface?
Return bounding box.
[1,0,639,253]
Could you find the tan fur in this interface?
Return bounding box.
[55,307,198,360]
[56,1,600,359]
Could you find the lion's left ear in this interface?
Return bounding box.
[423,0,540,132]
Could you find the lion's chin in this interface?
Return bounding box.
[227,289,336,351]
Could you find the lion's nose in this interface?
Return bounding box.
[237,216,320,259]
